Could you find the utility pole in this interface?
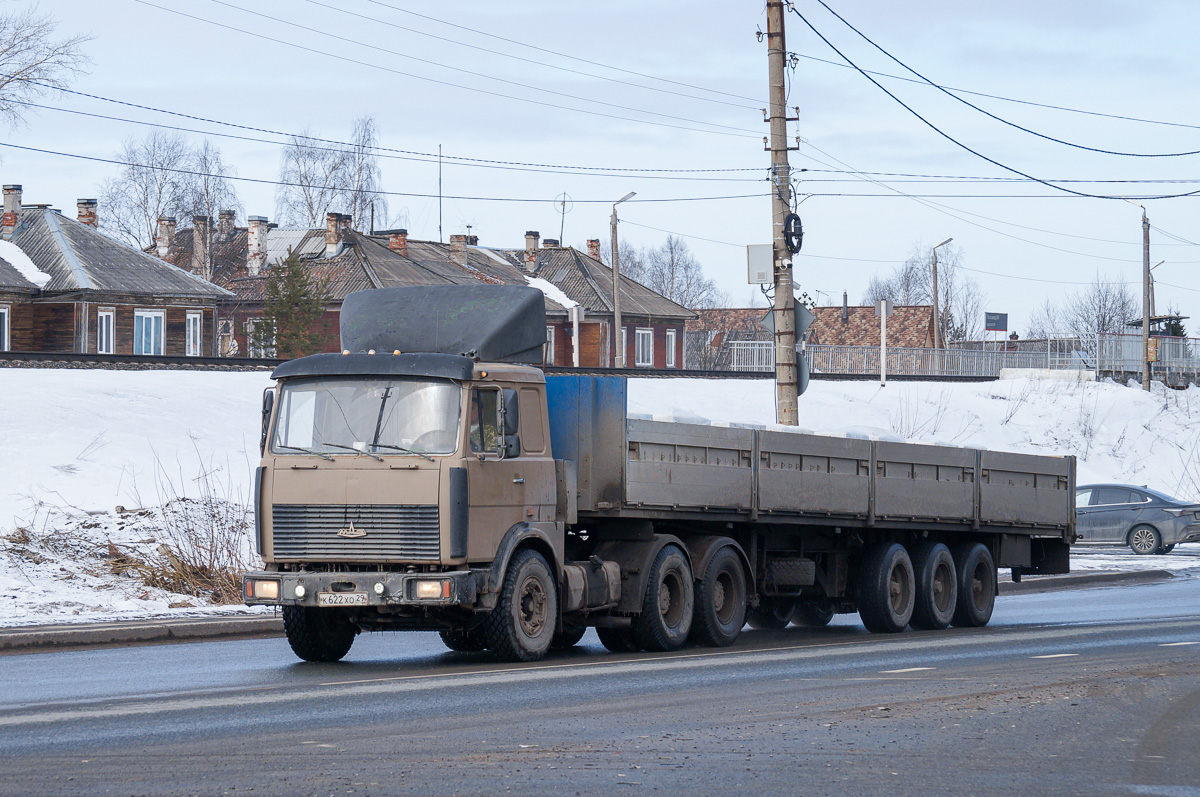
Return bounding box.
[766,0,797,425]
[610,191,636,368]
[931,237,953,349]
[1142,208,1151,391]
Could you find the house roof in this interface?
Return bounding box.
[10,208,230,299]
[0,255,40,293]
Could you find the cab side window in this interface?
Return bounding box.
[469,388,500,453]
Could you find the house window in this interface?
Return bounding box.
[96,308,114,354]
[133,309,164,355]
[246,317,275,358]
[0,304,9,351]
[635,328,654,367]
[185,312,202,357]
[666,329,677,368]
[545,325,555,365]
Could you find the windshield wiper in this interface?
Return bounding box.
[369,442,435,462]
[276,445,334,461]
[317,442,385,462]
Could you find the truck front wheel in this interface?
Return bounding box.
[950,543,996,628]
[690,546,747,647]
[856,542,915,633]
[282,606,358,662]
[484,548,557,662]
[632,544,694,651]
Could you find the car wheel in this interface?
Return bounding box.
[1128,525,1162,555]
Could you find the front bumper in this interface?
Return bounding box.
[243,570,483,609]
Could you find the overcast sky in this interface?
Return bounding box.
[4,0,1199,334]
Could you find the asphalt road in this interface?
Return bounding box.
[1,579,1198,796]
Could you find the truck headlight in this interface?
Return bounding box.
[414,580,450,600]
[247,579,280,599]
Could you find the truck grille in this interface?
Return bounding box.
[272,504,440,561]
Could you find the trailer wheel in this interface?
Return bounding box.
[909,542,958,630]
[282,606,357,662]
[747,597,796,630]
[792,604,835,627]
[596,626,641,653]
[483,548,557,662]
[856,542,915,633]
[690,546,747,647]
[439,627,487,652]
[552,622,588,649]
[632,544,694,651]
[950,542,996,628]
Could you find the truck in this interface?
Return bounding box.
[243,285,1075,663]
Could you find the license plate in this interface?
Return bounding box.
[317,592,368,607]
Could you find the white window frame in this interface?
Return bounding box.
[96,308,114,354]
[185,311,202,357]
[133,309,164,356]
[545,325,555,365]
[620,327,627,366]
[635,327,654,367]
[665,328,677,368]
[245,317,275,359]
[0,304,10,352]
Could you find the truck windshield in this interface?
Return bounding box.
[271,377,461,456]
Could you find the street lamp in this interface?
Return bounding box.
[610,191,636,368]
[931,237,953,349]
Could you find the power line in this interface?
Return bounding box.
[620,219,745,248]
[129,0,759,140]
[813,0,1200,158]
[787,5,1200,201]
[0,140,769,204]
[298,0,760,111]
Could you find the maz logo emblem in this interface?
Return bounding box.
[336,521,367,538]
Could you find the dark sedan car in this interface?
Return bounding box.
[1075,483,1200,554]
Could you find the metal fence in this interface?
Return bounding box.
[721,333,1200,381]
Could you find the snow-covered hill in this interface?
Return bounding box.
[1,368,1198,627]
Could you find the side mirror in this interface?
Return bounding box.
[502,389,520,435]
[504,435,521,459]
[260,388,275,456]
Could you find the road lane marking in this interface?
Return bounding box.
[1160,642,1198,647]
[1030,653,1079,659]
[880,667,935,673]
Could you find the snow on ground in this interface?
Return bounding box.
[1,369,1198,627]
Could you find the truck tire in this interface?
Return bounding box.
[950,542,996,628]
[856,542,915,633]
[439,627,487,652]
[909,542,957,631]
[596,626,641,653]
[632,544,694,652]
[792,604,835,627]
[747,597,796,630]
[690,546,747,647]
[282,606,357,662]
[483,548,557,662]
[552,622,587,649]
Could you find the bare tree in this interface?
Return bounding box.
[862,241,986,341]
[99,131,194,249]
[601,236,727,309]
[0,5,90,129]
[1062,275,1138,340]
[344,116,388,232]
[185,140,240,228]
[1025,297,1062,339]
[276,128,350,227]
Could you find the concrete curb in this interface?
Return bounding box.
[999,569,1174,595]
[0,615,283,655]
[0,570,1179,654]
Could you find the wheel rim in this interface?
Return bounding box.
[658,568,685,626]
[932,561,954,613]
[518,575,548,637]
[1131,528,1156,553]
[970,561,990,610]
[888,562,912,615]
[713,571,736,624]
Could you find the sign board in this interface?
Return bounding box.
[747,244,773,285]
[1148,337,1159,363]
[985,312,1008,332]
[874,299,893,317]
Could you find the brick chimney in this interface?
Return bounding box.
[247,215,269,276]
[587,238,601,261]
[191,215,211,276]
[1,185,21,239]
[76,199,98,228]
[156,216,176,259]
[325,212,341,256]
[543,238,560,248]
[388,229,408,256]
[217,209,236,240]
[449,234,468,266]
[523,230,539,274]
